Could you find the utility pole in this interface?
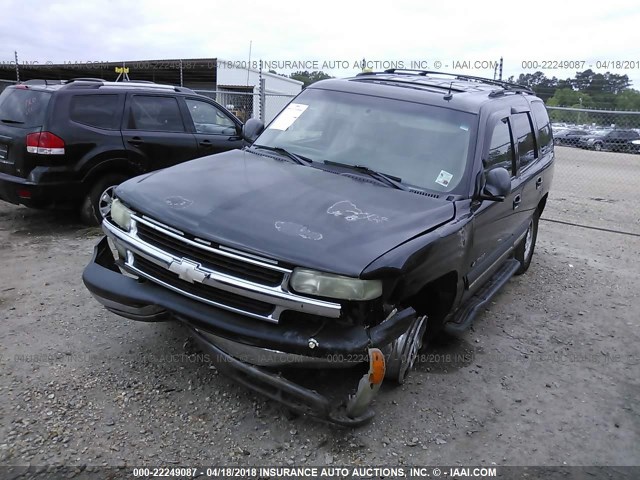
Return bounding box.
[14,51,20,82]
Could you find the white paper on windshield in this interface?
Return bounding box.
[435,170,454,187]
[268,103,309,131]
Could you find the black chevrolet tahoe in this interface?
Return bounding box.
[83,70,554,425]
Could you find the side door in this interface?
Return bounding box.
[509,110,540,236]
[121,94,199,170]
[467,115,519,291]
[182,97,244,157]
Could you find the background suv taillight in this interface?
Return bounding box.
[26,132,65,155]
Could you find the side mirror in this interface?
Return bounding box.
[242,118,265,143]
[480,167,511,201]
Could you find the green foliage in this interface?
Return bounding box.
[289,70,333,87]
[508,70,637,111]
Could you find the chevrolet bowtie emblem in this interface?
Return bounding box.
[168,258,208,284]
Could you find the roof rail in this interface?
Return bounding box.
[100,81,176,90]
[67,78,107,83]
[358,69,534,94]
[20,79,64,86]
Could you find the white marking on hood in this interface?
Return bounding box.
[275,221,323,241]
[327,200,388,223]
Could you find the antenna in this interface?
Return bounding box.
[443,81,453,100]
[246,40,252,86]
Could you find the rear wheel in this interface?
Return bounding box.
[80,174,128,226]
[514,211,539,275]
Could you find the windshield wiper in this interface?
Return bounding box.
[324,160,409,191]
[1,119,24,124]
[251,145,313,166]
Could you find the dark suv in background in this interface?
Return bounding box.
[0,79,250,223]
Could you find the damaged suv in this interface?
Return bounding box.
[83,70,554,425]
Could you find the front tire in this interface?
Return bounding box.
[514,211,539,275]
[80,174,128,226]
[384,315,428,384]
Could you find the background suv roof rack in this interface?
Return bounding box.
[20,79,65,86]
[358,69,534,94]
[67,78,107,83]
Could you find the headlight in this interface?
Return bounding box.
[110,198,133,231]
[290,268,382,301]
[632,140,640,145]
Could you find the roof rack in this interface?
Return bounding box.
[20,79,64,86]
[67,78,107,83]
[358,69,534,95]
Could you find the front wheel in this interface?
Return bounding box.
[594,142,603,151]
[384,314,428,384]
[80,174,128,226]
[514,211,539,275]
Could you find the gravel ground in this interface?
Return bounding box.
[0,148,639,471]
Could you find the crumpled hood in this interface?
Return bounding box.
[116,150,455,277]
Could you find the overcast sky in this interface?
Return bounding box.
[1,0,639,88]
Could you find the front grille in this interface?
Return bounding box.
[134,256,275,316]
[135,221,284,286]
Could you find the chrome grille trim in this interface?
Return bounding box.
[102,219,342,323]
[133,214,290,274]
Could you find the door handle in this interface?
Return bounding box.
[127,137,144,146]
[535,177,543,190]
[513,194,522,209]
[199,140,213,147]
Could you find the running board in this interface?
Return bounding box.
[444,259,520,335]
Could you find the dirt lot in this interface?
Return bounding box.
[0,148,639,471]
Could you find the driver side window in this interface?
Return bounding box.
[485,118,514,176]
[185,99,236,134]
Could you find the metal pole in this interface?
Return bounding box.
[259,77,266,123]
[14,51,20,82]
[499,57,503,81]
[258,59,263,120]
[179,59,183,87]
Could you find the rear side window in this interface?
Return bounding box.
[511,112,538,171]
[485,118,514,176]
[0,88,51,128]
[530,102,553,156]
[128,96,185,132]
[70,95,120,130]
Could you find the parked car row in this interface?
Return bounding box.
[552,125,640,153]
[0,79,254,224]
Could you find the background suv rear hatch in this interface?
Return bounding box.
[0,86,53,177]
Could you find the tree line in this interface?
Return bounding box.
[507,70,640,111]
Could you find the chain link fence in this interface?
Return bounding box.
[545,106,640,235]
[193,89,295,124]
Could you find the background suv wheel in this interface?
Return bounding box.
[80,173,128,225]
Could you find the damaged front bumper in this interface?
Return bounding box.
[83,237,417,426]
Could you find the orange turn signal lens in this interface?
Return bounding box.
[368,348,386,385]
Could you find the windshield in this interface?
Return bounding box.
[0,87,51,128]
[255,88,477,192]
